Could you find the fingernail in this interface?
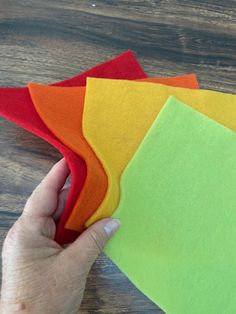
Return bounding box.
[104,219,120,237]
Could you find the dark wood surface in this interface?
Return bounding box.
[0,1,235,313]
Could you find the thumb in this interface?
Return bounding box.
[65,218,120,269]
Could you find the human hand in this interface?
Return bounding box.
[0,159,120,313]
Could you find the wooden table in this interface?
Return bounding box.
[0,1,235,313]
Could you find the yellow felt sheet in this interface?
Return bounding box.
[83,78,236,225]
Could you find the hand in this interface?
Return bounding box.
[0,159,120,313]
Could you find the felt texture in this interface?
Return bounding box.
[83,76,201,226]
[28,84,106,232]
[137,74,199,89]
[0,51,147,244]
[105,97,236,314]
[28,74,198,232]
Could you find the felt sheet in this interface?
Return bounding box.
[105,97,236,314]
[83,77,205,226]
[28,74,198,232]
[137,74,199,88]
[28,84,106,232]
[0,51,147,244]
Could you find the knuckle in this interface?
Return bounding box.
[2,219,24,256]
[28,186,41,201]
[6,219,23,240]
[88,229,105,253]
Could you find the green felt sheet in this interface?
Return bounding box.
[105,97,236,314]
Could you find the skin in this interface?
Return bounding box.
[0,159,120,313]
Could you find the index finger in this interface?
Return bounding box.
[23,158,70,218]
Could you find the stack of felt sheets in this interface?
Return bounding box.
[1,50,236,313]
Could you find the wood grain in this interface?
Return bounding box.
[0,1,235,313]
